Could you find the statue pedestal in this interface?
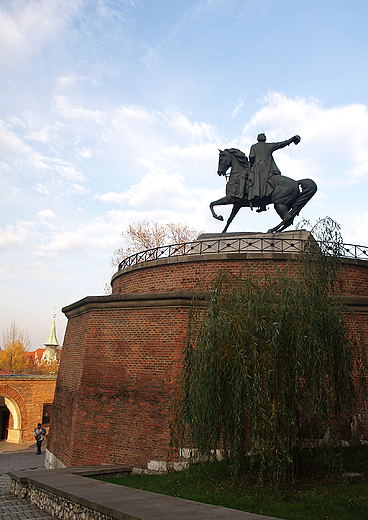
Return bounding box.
[193,229,316,255]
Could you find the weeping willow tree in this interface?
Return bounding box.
[171,218,368,485]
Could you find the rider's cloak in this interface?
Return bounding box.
[248,138,295,202]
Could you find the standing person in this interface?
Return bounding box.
[33,422,46,454]
[248,133,300,212]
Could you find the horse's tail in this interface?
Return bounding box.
[289,179,317,218]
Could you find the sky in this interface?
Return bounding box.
[1,0,368,351]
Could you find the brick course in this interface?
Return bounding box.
[47,252,368,469]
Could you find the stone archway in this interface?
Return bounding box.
[0,394,22,443]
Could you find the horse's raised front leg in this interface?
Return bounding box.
[210,196,230,221]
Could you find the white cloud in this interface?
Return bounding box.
[165,110,218,142]
[164,142,216,159]
[71,183,89,194]
[38,209,56,220]
[110,105,218,151]
[25,261,60,278]
[0,0,81,67]
[34,184,50,195]
[0,223,32,250]
[98,192,129,205]
[40,228,119,254]
[6,116,27,129]
[130,170,191,210]
[37,209,57,229]
[0,285,21,297]
[56,76,77,88]
[53,96,104,123]
[104,185,223,237]
[241,92,368,186]
[140,47,158,67]
[232,99,245,118]
[54,164,87,183]
[25,127,53,144]
[0,120,34,158]
[76,147,93,159]
[0,119,50,172]
[99,168,202,213]
[348,213,368,246]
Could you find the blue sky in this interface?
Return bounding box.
[1,0,368,350]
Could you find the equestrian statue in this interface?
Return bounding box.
[209,133,317,233]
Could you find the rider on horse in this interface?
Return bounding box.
[248,133,301,213]
[211,140,317,234]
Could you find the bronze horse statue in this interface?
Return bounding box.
[210,148,317,233]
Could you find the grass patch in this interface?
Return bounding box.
[92,446,368,520]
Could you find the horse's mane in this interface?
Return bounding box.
[225,148,249,170]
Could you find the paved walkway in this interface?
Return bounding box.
[0,440,53,519]
[3,440,282,520]
[10,465,281,520]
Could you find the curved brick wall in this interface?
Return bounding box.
[47,249,368,470]
[111,253,294,295]
[111,252,368,297]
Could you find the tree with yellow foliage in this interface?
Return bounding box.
[0,320,31,374]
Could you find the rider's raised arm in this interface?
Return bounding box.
[271,135,301,152]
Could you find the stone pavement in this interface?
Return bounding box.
[0,440,53,519]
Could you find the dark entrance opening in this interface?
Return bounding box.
[0,397,10,440]
[42,403,53,426]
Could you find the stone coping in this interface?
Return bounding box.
[61,291,368,319]
[196,230,311,241]
[62,291,208,318]
[0,374,57,380]
[9,465,281,520]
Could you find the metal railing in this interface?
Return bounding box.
[118,237,368,271]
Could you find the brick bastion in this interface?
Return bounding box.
[46,231,368,471]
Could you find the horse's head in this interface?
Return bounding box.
[217,150,232,176]
[218,148,248,177]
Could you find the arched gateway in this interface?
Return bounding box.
[0,376,57,444]
[46,231,368,470]
[0,394,22,442]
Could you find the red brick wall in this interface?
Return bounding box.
[0,376,56,442]
[111,253,296,295]
[111,254,368,297]
[47,253,368,469]
[48,304,189,467]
